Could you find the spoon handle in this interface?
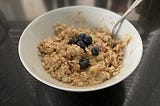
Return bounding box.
[112,0,143,36]
[123,0,143,18]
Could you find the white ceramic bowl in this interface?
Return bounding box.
[18,6,143,92]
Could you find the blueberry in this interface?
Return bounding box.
[77,41,86,49]
[78,33,86,41]
[83,35,92,46]
[91,46,99,56]
[79,58,90,69]
[68,37,78,44]
[78,33,92,46]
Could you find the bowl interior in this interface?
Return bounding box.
[19,6,143,92]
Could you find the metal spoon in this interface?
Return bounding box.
[112,0,143,36]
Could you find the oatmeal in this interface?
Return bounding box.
[38,24,130,87]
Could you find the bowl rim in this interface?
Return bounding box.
[18,6,143,92]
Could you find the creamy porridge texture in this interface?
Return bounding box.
[38,24,130,87]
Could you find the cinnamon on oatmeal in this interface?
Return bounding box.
[38,24,130,87]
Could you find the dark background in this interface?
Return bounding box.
[0,0,160,106]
